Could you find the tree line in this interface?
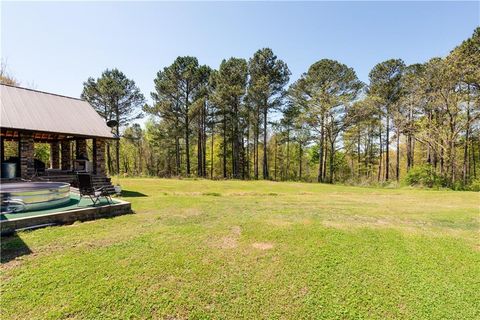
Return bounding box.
[79,28,479,189]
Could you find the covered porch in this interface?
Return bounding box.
[0,84,128,233]
[0,84,116,189]
[1,129,112,189]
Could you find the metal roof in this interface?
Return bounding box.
[0,84,114,139]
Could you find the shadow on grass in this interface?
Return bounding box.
[1,233,32,263]
[121,190,148,198]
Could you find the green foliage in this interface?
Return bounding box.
[34,143,50,165]
[248,48,290,179]
[467,178,480,192]
[145,57,212,176]
[403,165,445,188]
[212,57,248,179]
[3,141,18,159]
[308,144,320,164]
[81,28,479,189]
[82,68,145,125]
[289,59,363,183]
[248,48,290,108]
[82,68,145,175]
[368,58,405,104]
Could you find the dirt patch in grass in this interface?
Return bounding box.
[319,215,476,238]
[219,236,238,249]
[172,192,203,196]
[182,208,203,217]
[252,242,274,250]
[161,315,187,320]
[321,216,419,232]
[1,257,26,271]
[165,208,204,220]
[231,226,241,235]
[214,226,242,249]
[228,192,281,197]
[267,219,294,227]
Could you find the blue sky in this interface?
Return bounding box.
[2,1,479,107]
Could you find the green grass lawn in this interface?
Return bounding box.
[1,179,479,319]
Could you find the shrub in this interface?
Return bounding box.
[468,178,480,192]
[404,165,445,188]
[202,192,221,196]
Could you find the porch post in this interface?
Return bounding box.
[50,141,60,169]
[19,132,35,179]
[75,138,87,159]
[61,140,72,170]
[1,137,4,162]
[93,138,106,175]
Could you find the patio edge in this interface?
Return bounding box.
[0,199,132,236]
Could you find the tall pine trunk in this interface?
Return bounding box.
[185,112,190,175]
[262,104,269,180]
[471,140,477,179]
[385,112,390,181]
[299,144,303,180]
[407,134,412,171]
[378,125,383,182]
[223,109,227,178]
[231,123,235,177]
[233,101,241,179]
[175,136,180,176]
[322,139,328,182]
[406,102,414,171]
[357,132,361,178]
[241,135,245,179]
[329,137,335,183]
[210,120,214,179]
[197,123,202,177]
[286,129,290,180]
[318,113,324,182]
[203,105,207,177]
[396,128,400,181]
[274,140,278,181]
[463,85,470,184]
[254,106,259,179]
[185,86,191,176]
[246,117,250,179]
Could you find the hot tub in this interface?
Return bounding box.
[0,182,70,213]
